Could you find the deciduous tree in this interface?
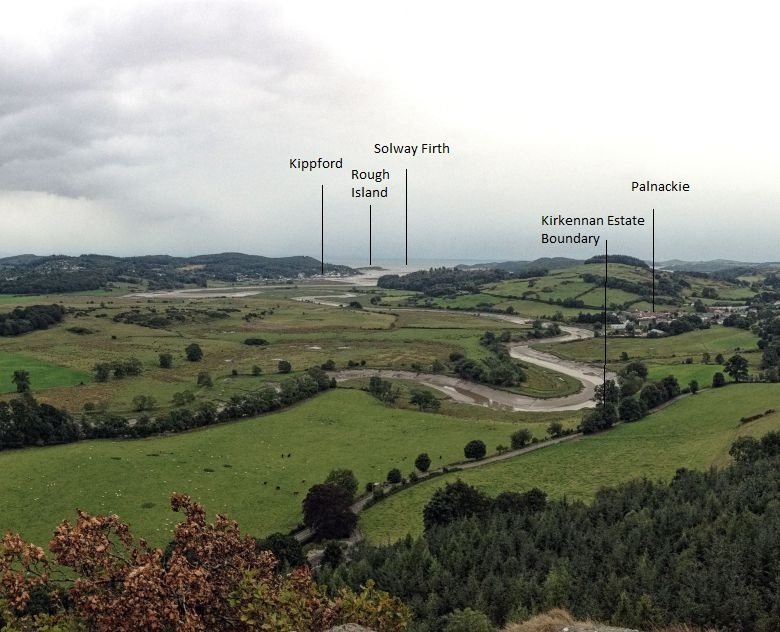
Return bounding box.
[325,469,359,501]
[11,369,30,394]
[724,354,749,382]
[464,439,486,460]
[302,484,357,540]
[414,453,432,472]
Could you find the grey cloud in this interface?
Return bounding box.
[0,2,335,198]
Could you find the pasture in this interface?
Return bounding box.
[0,351,92,393]
[0,289,582,414]
[545,326,758,363]
[0,388,574,547]
[359,384,780,543]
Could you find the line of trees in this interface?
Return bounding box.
[93,357,143,382]
[580,363,685,434]
[0,368,336,451]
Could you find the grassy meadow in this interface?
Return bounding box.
[0,351,92,393]
[0,288,585,415]
[359,384,780,543]
[545,325,758,364]
[0,388,577,547]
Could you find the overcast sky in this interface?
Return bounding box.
[1,1,779,263]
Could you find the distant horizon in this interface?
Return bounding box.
[1,251,779,267]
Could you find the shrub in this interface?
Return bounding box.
[443,608,494,632]
[172,391,195,407]
[277,360,292,374]
[67,326,93,335]
[547,421,564,438]
[185,343,203,362]
[321,541,344,569]
[510,429,532,449]
[131,395,156,412]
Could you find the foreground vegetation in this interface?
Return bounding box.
[323,432,780,631]
[0,494,409,631]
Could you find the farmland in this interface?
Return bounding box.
[359,384,780,543]
[544,325,758,363]
[0,258,773,558]
[0,388,576,547]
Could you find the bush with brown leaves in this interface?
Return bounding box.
[0,494,410,632]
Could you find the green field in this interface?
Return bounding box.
[0,388,569,547]
[0,351,93,393]
[545,326,757,363]
[0,293,583,412]
[578,286,644,308]
[645,362,732,386]
[359,384,780,543]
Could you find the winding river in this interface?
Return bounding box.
[294,295,615,412]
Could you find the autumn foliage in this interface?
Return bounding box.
[0,494,410,631]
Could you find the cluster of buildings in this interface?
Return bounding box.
[607,304,753,337]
